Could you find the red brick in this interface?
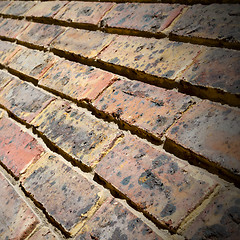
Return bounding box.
[0,18,30,39]
[17,22,66,48]
[178,47,240,97]
[28,227,59,240]
[76,198,163,240]
[54,1,114,25]
[2,1,36,16]
[24,1,68,18]
[0,40,22,65]
[93,78,193,139]
[7,46,59,80]
[30,100,122,168]
[171,4,240,44]
[0,77,55,123]
[95,134,217,230]
[101,3,184,33]
[182,186,240,240]
[166,101,240,179]
[21,153,107,235]
[0,70,15,90]
[0,172,40,239]
[51,28,116,59]
[39,58,116,102]
[97,36,204,81]
[0,116,45,177]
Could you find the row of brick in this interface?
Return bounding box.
[0,1,240,48]
[1,98,240,239]
[1,39,240,184]
[0,16,239,107]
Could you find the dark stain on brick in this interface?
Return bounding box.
[111,227,128,240]
[121,176,131,186]
[160,203,176,217]
[127,218,141,231]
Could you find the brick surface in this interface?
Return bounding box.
[0,172,40,239]
[93,78,193,139]
[17,22,66,48]
[51,28,116,59]
[101,3,184,33]
[24,1,68,18]
[166,101,240,179]
[0,70,15,90]
[178,47,240,96]
[0,1,11,12]
[76,198,163,240]
[95,134,217,230]
[0,78,54,123]
[30,100,122,168]
[0,40,21,65]
[54,1,114,25]
[0,18,30,39]
[0,116,45,177]
[97,36,204,80]
[183,187,240,240]
[28,227,59,240]
[171,4,240,44]
[21,153,106,234]
[2,1,36,16]
[39,58,116,102]
[7,47,59,80]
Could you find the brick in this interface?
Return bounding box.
[182,187,240,240]
[39,58,116,102]
[166,101,240,179]
[7,46,59,80]
[0,18,30,39]
[0,78,54,123]
[21,153,106,234]
[95,134,217,230]
[0,1,11,12]
[0,116,45,177]
[2,1,36,16]
[0,40,21,65]
[93,78,193,139]
[28,227,59,240]
[101,3,184,33]
[54,1,114,25]
[24,1,68,18]
[0,70,15,90]
[97,36,204,81]
[178,47,240,96]
[0,172,40,239]
[17,22,66,48]
[30,100,122,168]
[51,28,116,59]
[171,4,240,44]
[76,198,163,240]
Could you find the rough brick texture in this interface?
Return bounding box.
[0,70,15,90]
[0,172,40,239]
[0,40,21,65]
[1,1,36,16]
[28,227,59,240]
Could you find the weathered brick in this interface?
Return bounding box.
[0,172,40,239]
[28,227,59,240]
[2,1,36,16]
[178,47,240,97]
[17,22,66,48]
[0,70,15,90]
[24,1,68,18]
[76,198,163,240]
[21,153,107,235]
[39,58,116,102]
[97,36,204,81]
[7,46,59,80]
[93,78,193,139]
[95,134,217,230]
[171,4,240,44]
[54,1,114,25]
[51,28,116,59]
[0,1,11,12]
[166,101,240,179]
[30,100,122,168]
[0,18,30,39]
[182,187,240,240]
[0,77,54,123]
[0,40,21,64]
[0,116,45,177]
[101,3,184,33]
